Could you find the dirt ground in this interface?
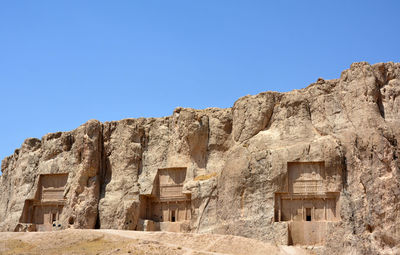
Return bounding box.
[0,229,315,255]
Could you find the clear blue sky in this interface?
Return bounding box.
[1,1,399,168]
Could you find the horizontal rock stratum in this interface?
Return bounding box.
[1,62,400,254]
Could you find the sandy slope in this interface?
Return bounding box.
[0,229,313,255]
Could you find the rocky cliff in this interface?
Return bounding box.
[1,62,400,254]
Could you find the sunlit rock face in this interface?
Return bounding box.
[1,62,400,254]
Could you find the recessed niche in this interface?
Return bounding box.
[19,173,68,231]
[275,162,340,245]
[140,168,191,224]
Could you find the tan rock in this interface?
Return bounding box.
[1,62,400,254]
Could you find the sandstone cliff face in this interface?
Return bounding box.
[1,62,400,254]
[0,121,103,231]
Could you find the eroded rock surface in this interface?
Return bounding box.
[1,62,400,254]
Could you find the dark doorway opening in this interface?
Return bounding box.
[306,208,311,221]
[171,211,176,222]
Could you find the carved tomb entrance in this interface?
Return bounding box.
[275,162,340,245]
[140,167,191,231]
[19,173,68,231]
